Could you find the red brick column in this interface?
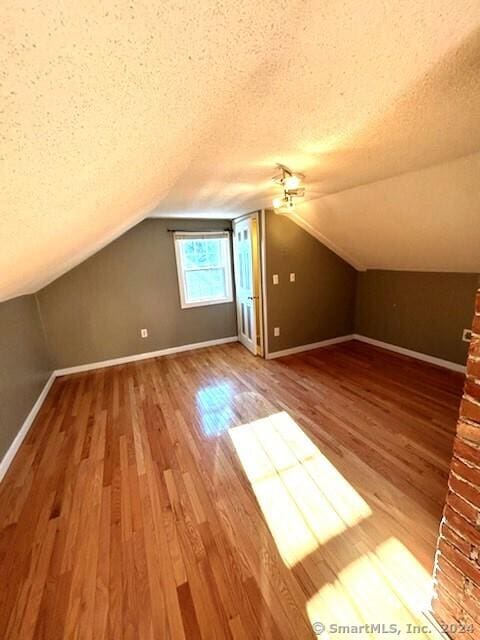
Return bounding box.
[432,287,480,638]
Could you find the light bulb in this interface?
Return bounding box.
[272,197,283,209]
[284,174,301,190]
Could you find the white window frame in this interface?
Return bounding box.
[174,231,234,309]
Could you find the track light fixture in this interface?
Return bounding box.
[272,164,305,213]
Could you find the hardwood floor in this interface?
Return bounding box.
[0,340,464,639]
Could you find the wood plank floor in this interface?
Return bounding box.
[0,340,464,639]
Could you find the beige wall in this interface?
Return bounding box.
[0,295,52,459]
[355,270,479,364]
[34,212,480,370]
[265,211,357,353]
[2,217,477,465]
[37,219,237,369]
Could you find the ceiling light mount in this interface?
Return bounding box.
[272,164,305,213]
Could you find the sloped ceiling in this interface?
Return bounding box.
[1,1,479,301]
[291,151,480,272]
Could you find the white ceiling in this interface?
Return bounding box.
[291,151,480,272]
[1,1,479,301]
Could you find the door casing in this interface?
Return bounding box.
[232,211,264,356]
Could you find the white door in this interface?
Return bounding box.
[233,216,258,354]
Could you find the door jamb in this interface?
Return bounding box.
[232,211,266,357]
[260,209,269,359]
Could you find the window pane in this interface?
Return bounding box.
[182,240,196,268]
[185,268,227,302]
[175,235,232,308]
[181,239,222,269]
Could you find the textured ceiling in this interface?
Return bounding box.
[1,1,480,301]
[292,151,480,272]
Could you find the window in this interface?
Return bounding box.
[174,232,233,308]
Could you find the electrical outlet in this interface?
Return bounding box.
[141,328,148,338]
[273,274,279,285]
[462,328,472,343]
[290,272,295,282]
[274,327,280,337]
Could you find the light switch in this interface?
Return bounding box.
[274,327,280,337]
[290,272,295,282]
[273,274,279,285]
[141,329,148,338]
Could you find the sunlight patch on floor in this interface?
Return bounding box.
[196,381,236,436]
[229,411,372,566]
[306,537,439,640]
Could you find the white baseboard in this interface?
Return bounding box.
[266,333,466,373]
[1,336,239,482]
[0,372,56,483]
[54,336,238,376]
[266,334,354,359]
[353,334,466,373]
[1,332,463,482]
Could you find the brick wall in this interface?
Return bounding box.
[432,288,480,638]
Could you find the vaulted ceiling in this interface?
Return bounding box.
[1,1,479,301]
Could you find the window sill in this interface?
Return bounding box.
[180,297,233,310]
